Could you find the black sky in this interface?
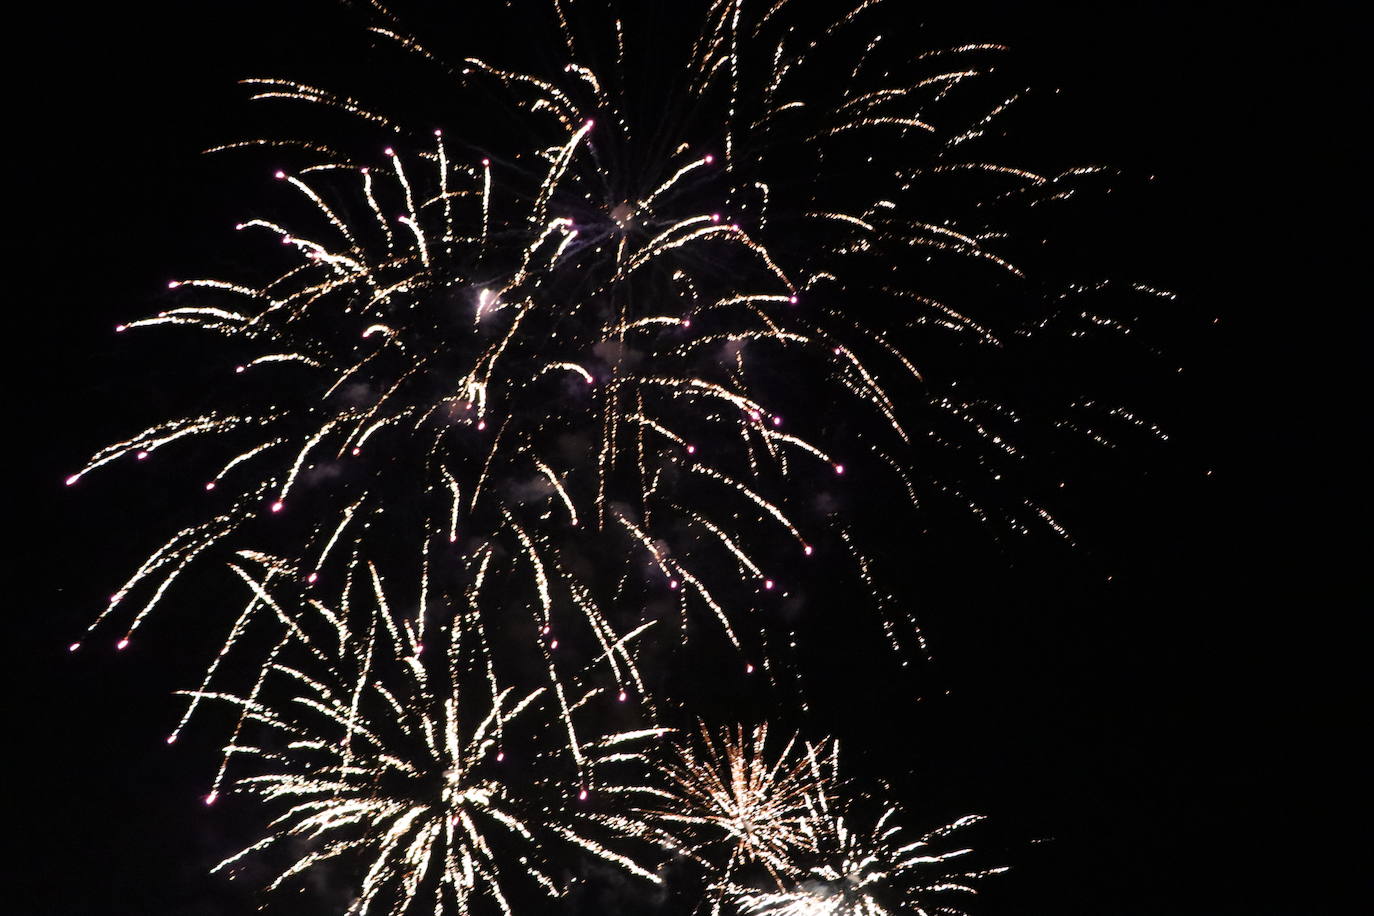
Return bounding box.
[12,2,1361,914]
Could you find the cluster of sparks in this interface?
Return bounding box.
[63,0,1164,911]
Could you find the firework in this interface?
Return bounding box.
[68,0,1162,698]
[729,806,1005,916]
[646,724,836,881]
[196,554,670,913]
[64,0,1167,910]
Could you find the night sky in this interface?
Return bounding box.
[13,2,1359,914]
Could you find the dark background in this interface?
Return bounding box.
[11,2,1359,913]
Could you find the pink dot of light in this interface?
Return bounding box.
[306,572,318,584]
[686,444,696,455]
[274,170,286,180]
[270,500,284,513]
[578,788,588,801]
[448,533,458,543]
[773,416,782,427]
[167,280,181,289]
[834,464,845,475]
[65,474,80,486]
[617,690,627,702]
[136,451,149,460]
[746,663,755,674]
[704,154,714,164]
[788,295,798,305]
[115,324,127,332]
[116,638,130,650]
[550,639,559,650]
[351,447,361,456]
[68,642,80,652]
[205,481,216,491]
[166,735,177,745]
[803,545,814,556]
[476,420,487,431]
[496,751,505,762]
[764,579,775,590]
[711,213,721,223]
[384,147,395,156]
[482,158,490,167]
[205,792,218,806]
[434,129,443,137]
[669,579,679,590]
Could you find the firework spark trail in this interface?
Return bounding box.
[196,556,671,914]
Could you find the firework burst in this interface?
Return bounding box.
[197,554,669,913]
[644,723,838,904]
[68,0,1163,702]
[729,806,1005,916]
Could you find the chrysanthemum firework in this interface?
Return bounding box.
[195,552,669,914]
[643,724,838,901]
[68,0,1163,699]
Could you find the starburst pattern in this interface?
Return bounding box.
[198,554,668,914]
[646,724,838,898]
